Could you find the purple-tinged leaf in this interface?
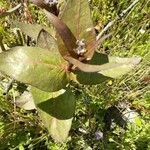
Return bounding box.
[0,3,22,18]
[44,10,78,58]
[60,0,96,60]
[32,87,76,142]
[31,0,59,15]
[0,46,69,92]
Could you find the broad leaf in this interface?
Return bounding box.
[37,29,58,51]
[0,46,69,92]
[60,0,96,60]
[11,21,54,40]
[31,87,76,142]
[73,52,141,85]
[0,27,6,52]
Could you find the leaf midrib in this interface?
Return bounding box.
[1,60,61,69]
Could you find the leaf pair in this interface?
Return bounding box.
[44,1,141,75]
[43,9,131,74]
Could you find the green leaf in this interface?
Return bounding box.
[73,52,141,85]
[11,21,54,40]
[37,29,58,51]
[99,55,142,78]
[0,46,69,92]
[31,87,76,142]
[60,0,96,60]
[16,91,36,110]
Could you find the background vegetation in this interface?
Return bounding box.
[0,0,149,149]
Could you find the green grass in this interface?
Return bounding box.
[0,0,150,149]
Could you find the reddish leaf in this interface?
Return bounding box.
[71,53,141,85]
[44,10,78,58]
[60,0,96,60]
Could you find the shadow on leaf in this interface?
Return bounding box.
[37,90,75,120]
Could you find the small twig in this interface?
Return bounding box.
[0,3,22,18]
[96,33,112,49]
[96,0,140,41]
[3,79,15,95]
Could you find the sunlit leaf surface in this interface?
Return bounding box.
[31,87,76,142]
[0,46,69,92]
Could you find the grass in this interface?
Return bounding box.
[0,0,150,149]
